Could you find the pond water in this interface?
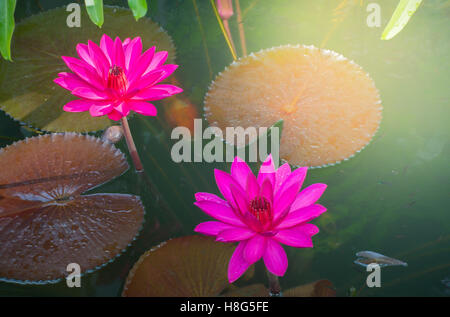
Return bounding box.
[0,0,449,296]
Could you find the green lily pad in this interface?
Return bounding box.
[0,5,175,133]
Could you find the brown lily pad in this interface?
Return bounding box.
[222,284,268,297]
[284,279,336,297]
[223,280,336,297]
[122,235,237,297]
[0,134,144,283]
[0,6,176,133]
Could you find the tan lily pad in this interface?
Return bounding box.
[0,134,144,283]
[122,235,237,297]
[0,6,175,133]
[204,45,382,167]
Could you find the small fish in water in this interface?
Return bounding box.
[354,251,408,268]
[441,277,450,288]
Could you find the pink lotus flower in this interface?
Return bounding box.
[54,34,182,121]
[194,155,327,283]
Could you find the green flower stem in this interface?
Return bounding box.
[266,270,282,297]
[121,116,144,172]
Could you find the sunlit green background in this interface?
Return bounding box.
[0,0,449,296]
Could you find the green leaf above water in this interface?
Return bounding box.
[381,0,422,40]
[85,0,104,27]
[128,0,148,21]
[0,0,16,61]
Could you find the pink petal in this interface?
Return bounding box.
[194,200,244,227]
[275,166,307,198]
[195,192,228,204]
[124,37,142,72]
[127,46,155,83]
[260,178,273,203]
[88,40,110,79]
[243,235,267,264]
[263,239,288,276]
[149,64,179,85]
[273,167,308,217]
[216,227,255,242]
[298,223,320,236]
[273,183,300,220]
[114,101,131,117]
[63,99,93,112]
[214,169,244,209]
[127,100,157,116]
[123,37,131,47]
[107,109,123,121]
[131,84,182,101]
[144,51,169,75]
[76,43,95,68]
[72,87,109,100]
[89,103,113,117]
[273,224,319,248]
[128,69,165,92]
[150,84,183,95]
[275,204,327,230]
[100,34,115,64]
[246,172,259,200]
[231,156,253,190]
[151,64,178,85]
[228,241,251,283]
[257,154,275,186]
[241,211,263,233]
[274,163,291,194]
[113,37,125,68]
[61,56,104,90]
[229,184,249,216]
[54,73,87,91]
[194,221,235,236]
[290,183,327,211]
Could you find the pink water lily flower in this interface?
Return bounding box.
[194,155,327,283]
[54,34,182,121]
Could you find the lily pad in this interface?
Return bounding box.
[204,45,382,168]
[0,5,175,132]
[283,279,336,297]
[122,235,237,297]
[0,133,144,283]
[223,280,336,297]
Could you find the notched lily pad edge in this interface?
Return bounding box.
[121,239,169,296]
